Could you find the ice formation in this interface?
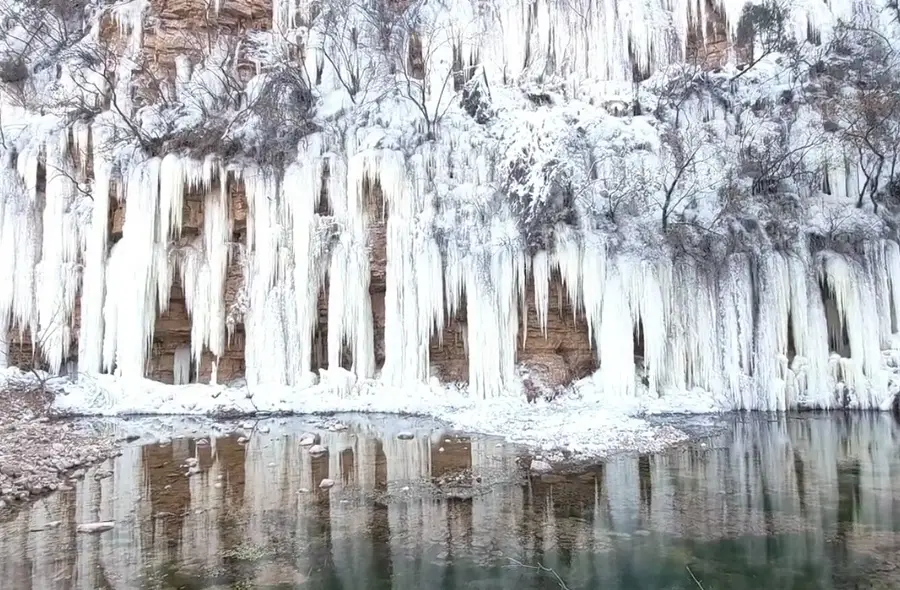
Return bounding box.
[1,0,900,411]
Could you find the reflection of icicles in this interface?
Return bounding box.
[5,418,900,587]
[182,441,221,571]
[381,433,432,482]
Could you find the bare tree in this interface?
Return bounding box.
[732,0,799,82]
[657,121,719,232]
[0,0,91,71]
[811,19,900,212]
[735,107,824,199]
[394,9,467,140]
[1,302,74,395]
[307,0,400,105]
[576,151,652,223]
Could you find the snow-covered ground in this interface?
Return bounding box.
[1,367,729,458]
[5,335,900,459]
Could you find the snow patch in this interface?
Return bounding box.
[40,369,707,458]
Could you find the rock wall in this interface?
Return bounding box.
[0,0,730,391]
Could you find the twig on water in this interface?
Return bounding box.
[506,557,570,589]
[686,565,705,589]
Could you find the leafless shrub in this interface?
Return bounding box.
[575,152,651,225]
[733,0,799,81]
[810,20,900,213]
[393,9,468,140]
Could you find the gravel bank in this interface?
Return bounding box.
[0,381,120,515]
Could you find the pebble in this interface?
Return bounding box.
[0,384,119,514]
[308,444,327,456]
[319,478,335,489]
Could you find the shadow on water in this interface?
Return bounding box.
[2,412,900,589]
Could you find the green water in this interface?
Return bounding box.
[2,413,900,589]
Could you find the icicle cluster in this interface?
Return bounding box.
[0,0,899,411]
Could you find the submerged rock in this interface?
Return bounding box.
[76,521,115,534]
[298,433,318,446]
[308,444,327,456]
[397,432,415,440]
[319,478,335,489]
[530,460,553,474]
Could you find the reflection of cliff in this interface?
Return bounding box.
[5,415,900,587]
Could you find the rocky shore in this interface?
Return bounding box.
[0,381,119,515]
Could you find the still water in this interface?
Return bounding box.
[1,413,900,589]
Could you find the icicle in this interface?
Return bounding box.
[327,147,374,381]
[108,0,148,53]
[102,157,163,378]
[37,131,81,374]
[886,240,900,335]
[794,241,833,409]
[627,259,666,397]
[158,154,185,243]
[78,123,113,373]
[599,260,634,398]
[818,251,883,408]
[242,165,287,384]
[285,149,326,379]
[717,253,753,408]
[380,148,445,387]
[532,251,550,337]
[754,252,792,411]
[173,345,191,385]
[0,164,37,352]
[868,240,894,348]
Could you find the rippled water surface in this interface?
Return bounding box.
[2,413,900,589]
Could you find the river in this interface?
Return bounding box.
[1,413,898,589]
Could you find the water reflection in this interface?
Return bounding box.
[2,413,900,589]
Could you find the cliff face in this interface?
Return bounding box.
[2,0,900,411]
